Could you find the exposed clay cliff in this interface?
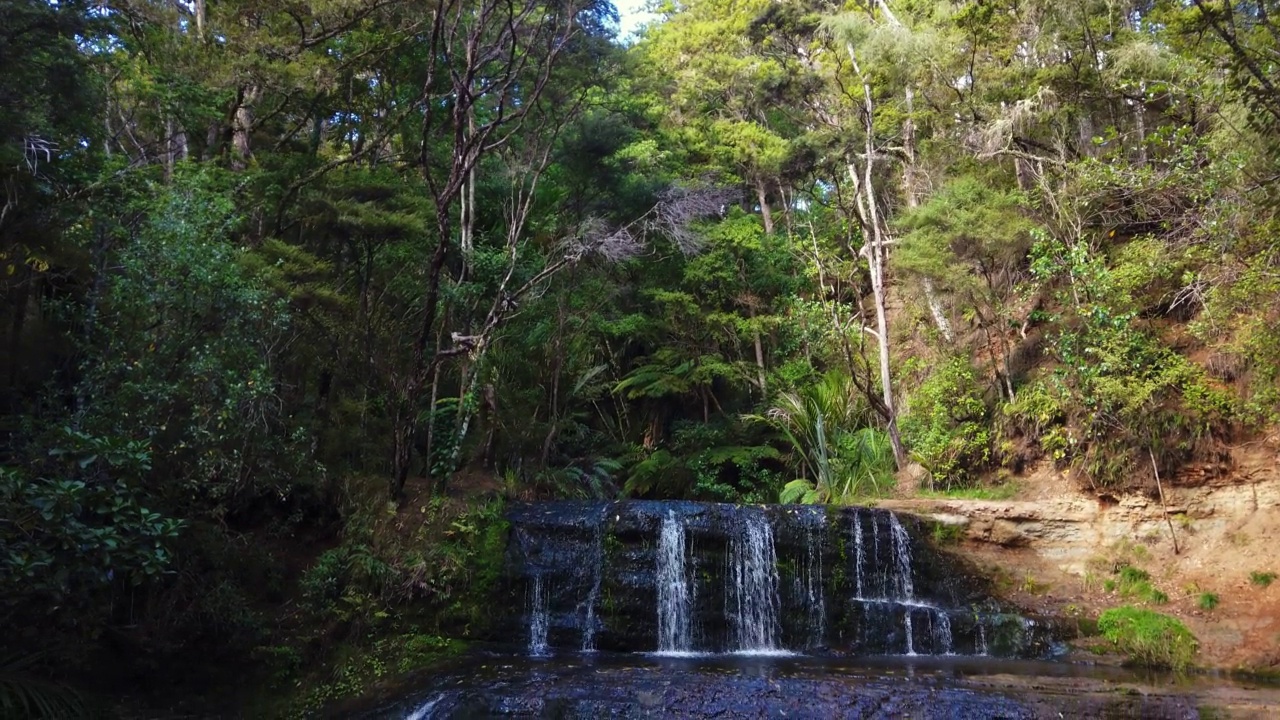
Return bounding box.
[883,440,1280,670]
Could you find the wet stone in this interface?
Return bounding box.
[501,500,1060,658]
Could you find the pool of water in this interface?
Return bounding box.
[337,651,1280,719]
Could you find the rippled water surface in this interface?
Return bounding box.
[340,651,1280,719]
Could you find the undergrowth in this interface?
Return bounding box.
[1097,606,1198,671]
[1102,564,1168,604]
[917,481,1019,501]
[248,479,511,716]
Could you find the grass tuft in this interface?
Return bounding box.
[1097,606,1198,671]
[918,482,1019,501]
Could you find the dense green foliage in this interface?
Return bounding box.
[1097,606,1199,671]
[1,0,1278,711]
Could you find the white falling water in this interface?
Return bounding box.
[657,512,692,653]
[871,513,883,597]
[976,618,989,655]
[403,693,444,720]
[728,512,782,652]
[903,607,915,656]
[529,574,550,656]
[580,520,604,652]
[804,521,825,648]
[888,513,915,600]
[933,610,953,655]
[852,510,865,600]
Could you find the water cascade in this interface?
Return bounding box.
[851,511,865,599]
[726,511,782,652]
[579,517,604,652]
[801,516,825,648]
[505,501,1058,659]
[934,610,953,655]
[656,512,692,653]
[528,574,549,656]
[888,513,914,599]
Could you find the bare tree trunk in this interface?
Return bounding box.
[1132,98,1148,166]
[756,179,774,235]
[846,44,906,469]
[194,0,206,38]
[231,86,259,170]
[749,307,767,393]
[460,104,477,268]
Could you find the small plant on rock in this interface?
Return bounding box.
[1197,592,1220,610]
[1249,571,1276,588]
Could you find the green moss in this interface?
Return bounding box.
[1097,606,1198,672]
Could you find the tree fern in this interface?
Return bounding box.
[0,653,88,719]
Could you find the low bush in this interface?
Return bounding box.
[1249,571,1276,588]
[1097,606,1198,671]
[1105,564,1168,604]
[899,358,992,489]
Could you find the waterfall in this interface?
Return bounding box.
[404,693,444,720]
[804,520,825,648]
[507,501,1049,660]
[903,607,915,656]
[657,511,692,653]
[934,610,953,655]
[727,512,782,652]
[871,513,883,597]
[529,574,550,656]
[580,519,604,652]
[888,512,915,600]
[851,510,865,600]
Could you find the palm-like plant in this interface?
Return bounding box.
[748,371,895,504]
[0,652,89,719]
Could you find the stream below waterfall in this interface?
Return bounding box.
[333,501,1280,718]
[342,652,1280,719]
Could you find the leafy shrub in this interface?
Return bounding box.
[1010,231,1237,489]
[1250,571,1276,588]
[900,358,992,489]
[623,421,780,503]
[0,433,182,634]
[1197,592,1220,610]
[1106,564,1168,604]
[1097,606,1198,671]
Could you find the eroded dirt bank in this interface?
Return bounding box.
[882,444,1280,671]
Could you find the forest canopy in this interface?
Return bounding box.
[1,0,1278,711]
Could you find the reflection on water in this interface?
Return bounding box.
[342,650,1280,720]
